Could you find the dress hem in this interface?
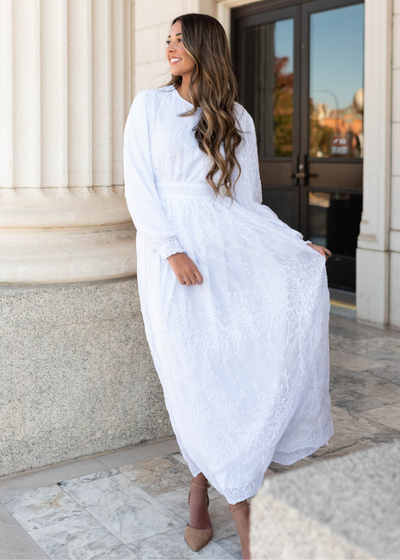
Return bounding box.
[189,425,335,505]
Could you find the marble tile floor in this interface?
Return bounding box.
[1,315,400,560]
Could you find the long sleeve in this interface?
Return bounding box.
[123,90,185,261]
[232,106,311,244]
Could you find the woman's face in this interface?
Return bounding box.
[166,20,195,78]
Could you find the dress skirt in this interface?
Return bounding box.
[135,180,334,505]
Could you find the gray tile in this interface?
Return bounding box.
[61,472,185,544]
[155,485,198,521]
[0,503,49,560]
[215,533,242,558]
[361,404,400,431]
[58,468,119,490]
[27,513,139,560]
[329,335,400,356]
[312,406,400,456]
[330,368,390,392]
[329,351,382,372]
[99,438,180,470]
[0,485,84,532]
[311,441,373,462]
[168,452,188,466]
[329,387,388,414]
[322,406,387,445]
[129,526,235,559]
[0,457,109,499]
[329,318,386,341]
[367,365,400,387]
[356,379,400,404]
[119,455,192,497]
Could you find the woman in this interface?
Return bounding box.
[123,13,334,559]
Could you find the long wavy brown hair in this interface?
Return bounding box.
[162,13,243,200]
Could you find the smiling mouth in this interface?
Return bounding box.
[170,58,182,65]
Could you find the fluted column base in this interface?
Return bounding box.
[1,186,137,284]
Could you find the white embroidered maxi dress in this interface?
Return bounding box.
[123,85,334,505]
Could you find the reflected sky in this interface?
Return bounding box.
[310,3,364,110]
[275,19,294,74]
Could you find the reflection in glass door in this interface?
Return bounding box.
[309,4,364,159]
[233,5,301,231]
[232,0,364,291]
[243,19,294,158]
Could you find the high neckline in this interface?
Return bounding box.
[174,86,194,107]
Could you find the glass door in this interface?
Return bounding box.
[232,0,364,291]
[233,5,301,231]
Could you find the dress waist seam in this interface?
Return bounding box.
[155,181,216,199]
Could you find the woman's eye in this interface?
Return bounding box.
[165,38,182,46]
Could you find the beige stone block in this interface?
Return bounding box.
[394,14,400,68]
[157,22,171,61]
[135,0,185,31]
[391,177,400,230]
[135,26,159,64]
[392,122,400,176]
[135,60,170,93]
[393,68,400,123]
[390,251,400,328]
[198,0,218,17]
[356,248,389,327]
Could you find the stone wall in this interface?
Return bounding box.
[0,278,173,477]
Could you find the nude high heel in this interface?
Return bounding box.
[184,478,213,552]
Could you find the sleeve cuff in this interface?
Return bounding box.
[157,237,185,262]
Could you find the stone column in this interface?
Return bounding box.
[0,0,175,477]
[0,0,136,284]
[390,1,400,328]
[356,0,393,327]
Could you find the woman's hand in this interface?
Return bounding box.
[307,243,332,260]
[167,252,204,285]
